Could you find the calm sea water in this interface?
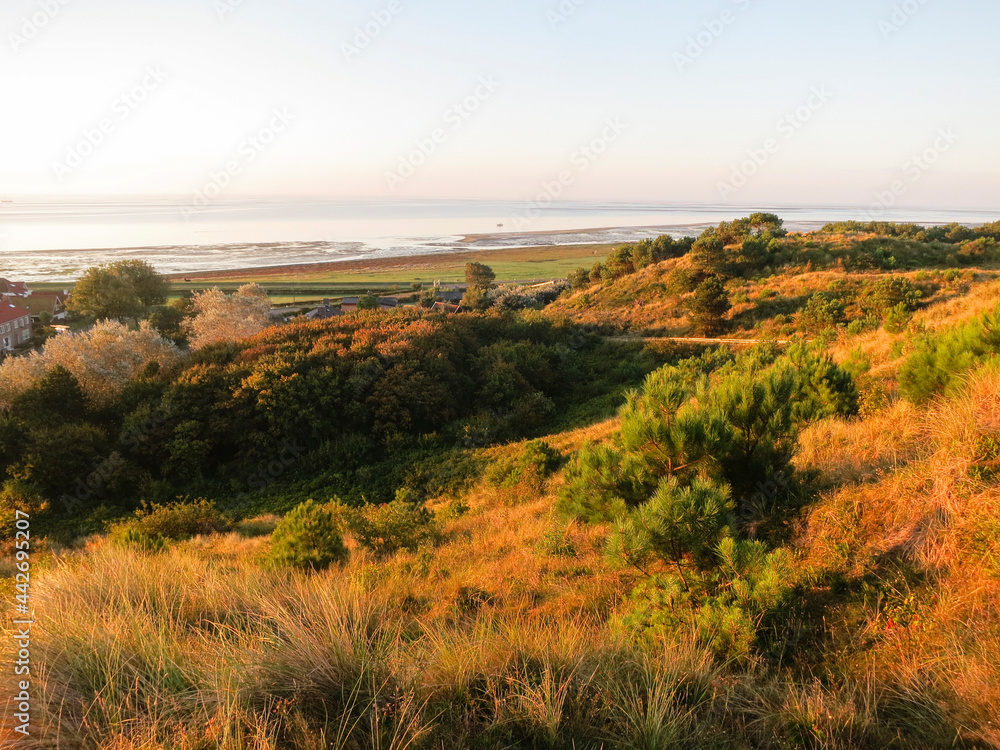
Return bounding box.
[0,197,995,281]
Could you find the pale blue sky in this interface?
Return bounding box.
[2,0,997,208]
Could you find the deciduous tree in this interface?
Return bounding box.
[68,260,168,321]
[188,283,271,350]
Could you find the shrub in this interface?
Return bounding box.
[537,523,578,557]
[899,305,1000,403]
[608,478,734,576]
[558,443,639,523]
[866,276,921,315]
[691,236,728,275]
[664,268,699,296]
[800,293,845,332]
[846,315,880,336]
[568,268,591,290]
[347,495,439,557]
[884,303,913,334]
[269,500,348,570]
[486,440,562,491]
[111,527,168,553]
[129,498,231,540]
[490,282,571,311]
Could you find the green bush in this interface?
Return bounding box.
[846,315,880,336]
[623,538,793,661]
[558,443,639,523]
[884,303,913,334]
[111,527,168,553]
[866,275,922,315]
[130,498,231,540]
[347,495,439,557]
[608,478,734,576]
[664,268,699,296]
[537,523,578,557]
[269,500,348,570]
[799,293,845,332]
[899,305,1000,403]
[486,440,562,490]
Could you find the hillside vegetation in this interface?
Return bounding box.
[4,216,1000,749]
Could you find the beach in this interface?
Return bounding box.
[2,197,997,281]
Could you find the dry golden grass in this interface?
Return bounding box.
[914,276,1000,332]
[795,369,1000,747]
[795,399,927,486]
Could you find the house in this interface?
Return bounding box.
[1,303,33,352]
[436,290,465,303]
[305,300,345,320]
[0,278,30,299]
[22,290,70,322]
[340,297,399,312]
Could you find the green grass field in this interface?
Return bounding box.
[168,243,614,287]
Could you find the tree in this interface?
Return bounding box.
[568,268,591,290]
[10,366,88,425]
[690,236,728,275]
[465,262,496,290]
[148,305,188,346]
[800,293,845,332]
[461,286,489,311]
[67,260,168,321]
[610,478,734,580]
[744,212,786,237]
[867,275,921,315]
[345,496,439,557]
[188,284,271,350]
[357,294,379,311]
[689,278,731,335]
[0,320,180,409]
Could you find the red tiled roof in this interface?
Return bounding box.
[0,303,32,325]
[0,279,28,296]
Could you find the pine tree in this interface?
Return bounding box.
[689,277,731,336]
[269,500,348,570]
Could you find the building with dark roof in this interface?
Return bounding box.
[305,300,345,320]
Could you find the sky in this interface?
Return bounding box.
[1,0,998,209]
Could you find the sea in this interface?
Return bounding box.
[0,197,996,282]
